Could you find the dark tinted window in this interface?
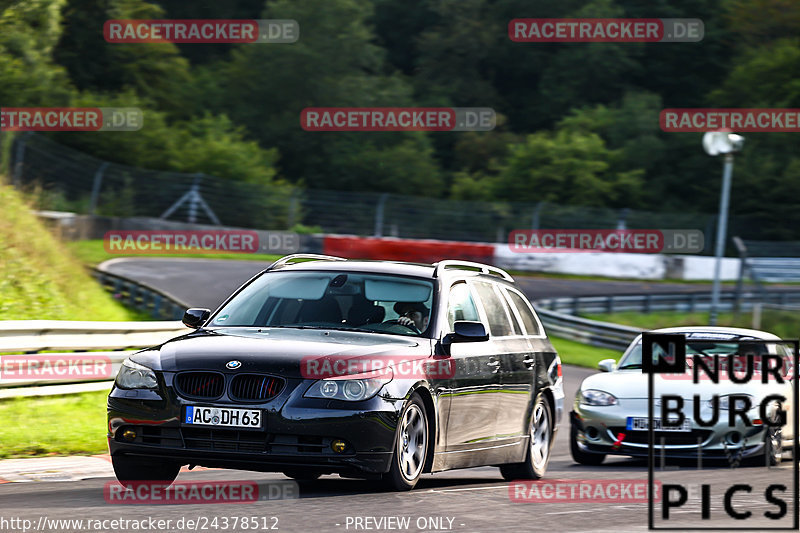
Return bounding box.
[473,282,515,337]
[507,290,541,336]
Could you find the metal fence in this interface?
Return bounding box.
[11,133,725,246]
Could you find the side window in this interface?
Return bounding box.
[446,283,480,330]
[472,282,515,337]
[507,290,542,336]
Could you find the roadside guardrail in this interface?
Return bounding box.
[92,268,190,320]
[534,289,800,351]
[0,320,189,390]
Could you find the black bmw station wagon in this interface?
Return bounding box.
[108,255,563,490]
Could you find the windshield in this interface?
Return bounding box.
[617,337,784,371]
[208,271,434,337]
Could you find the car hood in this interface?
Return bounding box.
[132,327,433,378]
[580,369,786,400]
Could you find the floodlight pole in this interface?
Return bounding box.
[709,153,734,325]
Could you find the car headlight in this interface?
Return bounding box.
[707,394,754,410]
[580,389,618,406]
[304,371,392,401]
[115,358,158,389]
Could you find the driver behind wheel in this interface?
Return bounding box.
[393,302,430,332]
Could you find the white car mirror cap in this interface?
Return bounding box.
[597,359,616,373]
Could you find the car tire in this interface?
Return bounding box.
[569,423,606,466]
[382,394,429,491]
[500,393,553,480]
[749,404,783,467]
[112,455,181,487]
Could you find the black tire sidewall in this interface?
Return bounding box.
[384,394,428,490]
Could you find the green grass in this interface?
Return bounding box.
[0,184,142,321]
[551,336,621,368]
[0,391,108,458]
[66,239,283,268]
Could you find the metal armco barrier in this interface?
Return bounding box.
[92,268,190,319]
[535,307,640,351]
[534,289,800,350]
[0,320,189,389]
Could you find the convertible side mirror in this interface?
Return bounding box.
[183,308,211,329]
[597,358,616,373]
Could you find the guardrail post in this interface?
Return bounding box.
[689,293,697,312]
[643,294,652,313]
[571,297,580,316]
[606,296,614,314]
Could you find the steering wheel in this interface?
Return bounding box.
[382,319,421,334]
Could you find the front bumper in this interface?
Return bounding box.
[108,379,403,476]
[571,400,772,460]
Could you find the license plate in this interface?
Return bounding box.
[184,406,262,428]
[626,417,691,432]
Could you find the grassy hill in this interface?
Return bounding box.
[0,182,139,320]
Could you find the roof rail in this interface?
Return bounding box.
[266,254,347,271]
[433,260,514,282]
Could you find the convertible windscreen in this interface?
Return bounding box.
[618,339,783,370]
[209,271,434,336]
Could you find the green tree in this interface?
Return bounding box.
[216,0,443,193]
[54,0,192,115]
[0,0,74,106]
[493,129,644,207]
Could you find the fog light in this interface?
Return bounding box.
[726,431,742,445]
[331,439,347,453]
[122,429,137,442]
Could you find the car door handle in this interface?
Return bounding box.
[522,358,535,369]
[487,359,501,373]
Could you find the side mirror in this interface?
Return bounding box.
[597,359,616,373]
[451,321,490,343]
[183,308,211,329]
